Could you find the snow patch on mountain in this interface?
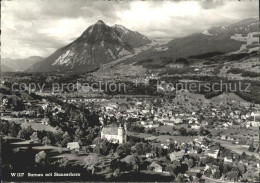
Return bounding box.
[113,24,129,34]
[100,41,104,47]
[119,49,131,57]
[115,45,120,51]
[202,30,213,36]
[108,49,116,60]
[88,25,94,35]
[154,46,169,51]
[221,26,226,31]
[52,50,75,66]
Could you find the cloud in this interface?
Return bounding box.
[1,0,258,59]
[199,0,225,9]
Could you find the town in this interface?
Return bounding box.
[1,72,259,182]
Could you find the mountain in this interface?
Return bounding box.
[27,20,151,72]
[1,64,15,72]
[207,17,259,36]
[2,56,44,72]
[118,17,259,69]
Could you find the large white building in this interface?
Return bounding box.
[101,123,127,144]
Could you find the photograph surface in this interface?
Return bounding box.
[1,0,259,182]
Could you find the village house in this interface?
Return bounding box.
[148,162,163,173]
[67,142,80,150]
[221,135,226,140]
[40,118,49,125]
[246,121,260,128]
[204,163,219,177]
[224,155,233,163]
[146,152,155,158]
[186,167,203,180]
[206,147,219,159]
[169,151,184,161]
[191,124,200,130]
[239,159,249,166]
[141,121,160,128]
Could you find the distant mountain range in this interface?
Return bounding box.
[1,56,44,72]
[119,17,259,68]
[27,20,151,72]
[1,64,15,72]
[6,17,259,73]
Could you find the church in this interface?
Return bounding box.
[101,123,127,144]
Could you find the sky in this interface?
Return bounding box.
[1,0,259,59]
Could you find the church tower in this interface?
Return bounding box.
[118,125,124,144]
[124,122,127,142]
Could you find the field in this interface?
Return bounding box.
[210,92,250,105]
[214,139,259,159]
[53,153,89,166]
[145,135,197,143]
[21,121,57,132]
[211,127,259,141]
[128,131,196,143]
[155,124,190,133]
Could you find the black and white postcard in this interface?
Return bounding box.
[1,0,259,182]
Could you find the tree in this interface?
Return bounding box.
[204,168,212,177]
[169,142,176,152]
[200,127,211,136]
[134,143,144,155]
[1,121,9,135]
[35,151,47,165]
[42,136,51,145]
[116,143,131,157]
[93,146,102,155]
[178,127,187,136]
[223,163,231,174]
[113,168,121,178]
[189,129,198,136]
[226,171,238,181]
[88,165,95,175]
[57,158,70,168]
[199,127,206,136]
[248,141,254,152]
[20,126,34,139]
[74,128,84,141]
[61,132,71,147]
[84,154,101,167]
[9,122,19,137]
[54,130,64,146]
[30,132,41,144]
[110,158,120,171]
[166,164,177,174]
[176,174,185,182]
[238,163,246,174]
[213,170,221,179]
[197,147,202,154]
[188,159,194,168]
[241,152,247,159]
[92,137,102,145]
[99,140,112,155]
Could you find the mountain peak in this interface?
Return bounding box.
[27,21,152,72]
[96,20,105,25]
